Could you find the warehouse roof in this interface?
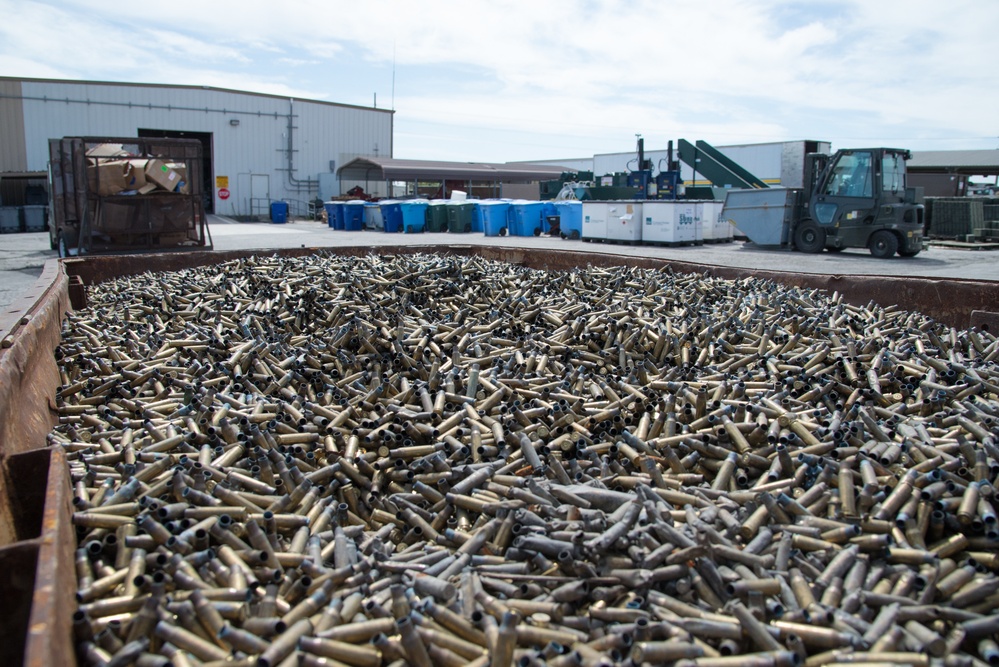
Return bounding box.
[338,157,573,182]
[909,149,999,174]
[0,76,394,114]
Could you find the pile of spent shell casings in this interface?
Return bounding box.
[56,253,999,667]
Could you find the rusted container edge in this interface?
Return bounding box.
[24,447,75,667]
[0,258,73,667]
[0,262,69,545]
[62,245,999,329]
[0,258,66,342]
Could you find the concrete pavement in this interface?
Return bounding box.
[2,215,999,316]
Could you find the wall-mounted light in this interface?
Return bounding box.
[229,119,240,127]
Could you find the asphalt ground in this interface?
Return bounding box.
[2,215,999,316]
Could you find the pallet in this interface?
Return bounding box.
[926,233,999,242]
[643,240,700,248]
[700,238,733,245]
[927,239,999,251]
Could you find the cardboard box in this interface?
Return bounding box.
[125,159,149,191]
[87,160,133,196]
[167,163,191,194]
[144,159,182,192]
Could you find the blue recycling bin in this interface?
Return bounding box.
[270,201,288,224]
[400,200,429,233]
[323,202,336,228]
[380,201,403,233]
[553,200,583,239]
[343,201,365,231]
[470,201,483,233]
[479,201,511,236]
[509,200,546,237]
[332,202,346,230]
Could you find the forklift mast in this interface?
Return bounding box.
[801,152,829,201]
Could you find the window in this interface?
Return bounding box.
[883,152,905,193]
[824,151,873,198]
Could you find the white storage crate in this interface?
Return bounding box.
[605,201,643,243]
[642,201,698,244]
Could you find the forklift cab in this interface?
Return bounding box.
[798,148,924,257]
[825,151,873,198]
[812,150,877,224]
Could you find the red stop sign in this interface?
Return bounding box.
[218,188,230,200]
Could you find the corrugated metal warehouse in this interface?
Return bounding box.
[0,77,393,216]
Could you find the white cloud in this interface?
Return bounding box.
[278,57,324,67]
[1,0,997,161]
[143,29,251,64]
[0,54,67,80]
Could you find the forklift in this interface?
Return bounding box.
[722,147,926,258]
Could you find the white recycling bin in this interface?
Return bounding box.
[642,201,698,244]
[605,201,643,243]
[582,201,610,241]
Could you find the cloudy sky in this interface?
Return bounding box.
[1,0,996,162]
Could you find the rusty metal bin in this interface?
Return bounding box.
[3,245,999,666]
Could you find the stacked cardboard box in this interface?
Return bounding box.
[166,163,191,194]
[85,144,187,197]
[87,161,130,196]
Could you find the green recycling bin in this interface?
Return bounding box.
[425,200,448,232]
[447,201,475,233]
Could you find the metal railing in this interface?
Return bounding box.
[249,197,313,220]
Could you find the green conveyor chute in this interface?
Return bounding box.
[678,139,769,191]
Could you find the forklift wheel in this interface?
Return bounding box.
[793,222,825,253]
[869,230,899,259]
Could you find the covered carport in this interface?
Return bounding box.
[908,149,999,197]
[337,157,571,199]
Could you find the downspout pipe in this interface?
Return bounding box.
[286,98,318,193]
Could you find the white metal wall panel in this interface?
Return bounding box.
[780,141,831,188]
[595,152,641,177]
[589,143,793,185]
[710,143,783,183]
[15,80,392,216]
